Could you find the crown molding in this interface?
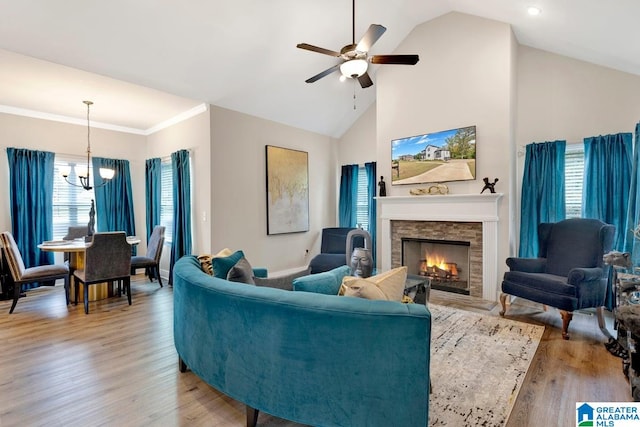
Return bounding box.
[0,102,209,136]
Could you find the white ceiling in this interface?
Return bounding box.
[0,0,639,138]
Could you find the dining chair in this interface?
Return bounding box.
[63,226,89,241]
[0,231,70,314]
[131,225,165,287]
[73,232,132,314]
[62,225,90,265]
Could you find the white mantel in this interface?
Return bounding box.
[377,193,503,301]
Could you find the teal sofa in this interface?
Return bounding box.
[173,255,431,427]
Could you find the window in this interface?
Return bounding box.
[160,158,174,243]
[52,155,96,239]
[565,144,584,218]
[356,165,369,230]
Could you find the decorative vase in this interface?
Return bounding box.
[351,247,373,278]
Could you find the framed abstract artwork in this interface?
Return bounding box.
[265,145,309,235]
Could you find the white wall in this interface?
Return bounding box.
[0,112,146,250]
[209,105,338,273]
[375,12,515,289]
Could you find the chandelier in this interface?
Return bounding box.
[61,100,114,190]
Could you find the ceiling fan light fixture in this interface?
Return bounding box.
[340,59,368,78]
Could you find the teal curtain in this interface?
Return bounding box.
[145,158,162,242]
[583,133,633,252]
[518,141,566,257]
[169,149,192,285]
[6,148,55,289]
[624,123,640,265]
[364,162,377,267]
[92,157,137,254]
[338,164,358,227]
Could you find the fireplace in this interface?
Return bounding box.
[393,221,482,297]
[377,193,503,301]
[402,238,470,295]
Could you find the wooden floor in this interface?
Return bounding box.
[0,278,632,427]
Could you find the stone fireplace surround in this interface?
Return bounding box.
[377,193,503,301]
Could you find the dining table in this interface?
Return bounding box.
[38,236,140,302]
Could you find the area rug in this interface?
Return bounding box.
[428,303,545,426]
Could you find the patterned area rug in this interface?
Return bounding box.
[428,303,545,426]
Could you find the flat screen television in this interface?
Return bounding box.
[391,125,476,185]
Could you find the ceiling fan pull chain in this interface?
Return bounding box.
[353,81,357,110]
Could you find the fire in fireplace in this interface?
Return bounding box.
[402,238,470,295]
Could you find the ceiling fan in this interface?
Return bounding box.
[296,0,419,88]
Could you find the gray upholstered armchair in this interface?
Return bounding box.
[500,218,615,340]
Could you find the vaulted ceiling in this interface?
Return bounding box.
[0,0,639,138]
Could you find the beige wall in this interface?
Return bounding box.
[146,109,211,260]
[515,46,640,247]
[336,102,377,224]
[375,12,515,290]
[0,113,147,253]
[338,103,377,166]
[209,105,338,273]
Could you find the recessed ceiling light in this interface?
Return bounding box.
[527,6,542,16]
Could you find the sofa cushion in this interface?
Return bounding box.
[254,267,311,291]
[339,267,407,302]
[292,265,351,295]
[227,257,255,285]
[213,250,245,279]
[198,248,233,275]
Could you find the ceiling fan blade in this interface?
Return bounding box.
[356,24,386,52]
[297,43,341,57]
[358,72,374,88]
[305,63,341,83]
[370,54,420,65]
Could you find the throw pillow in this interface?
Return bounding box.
[197,248,233,276]
[339,266,407,302]
[292,265,351,295]
[212,250,245,279]
[227,257,256,285]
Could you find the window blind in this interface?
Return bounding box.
[356,165,369,231]
[52,155,96,239]
[565,144,584,219]
[160,159,174,243]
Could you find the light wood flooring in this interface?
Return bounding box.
[0,277,632,426]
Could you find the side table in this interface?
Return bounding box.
[405,274,431,305]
